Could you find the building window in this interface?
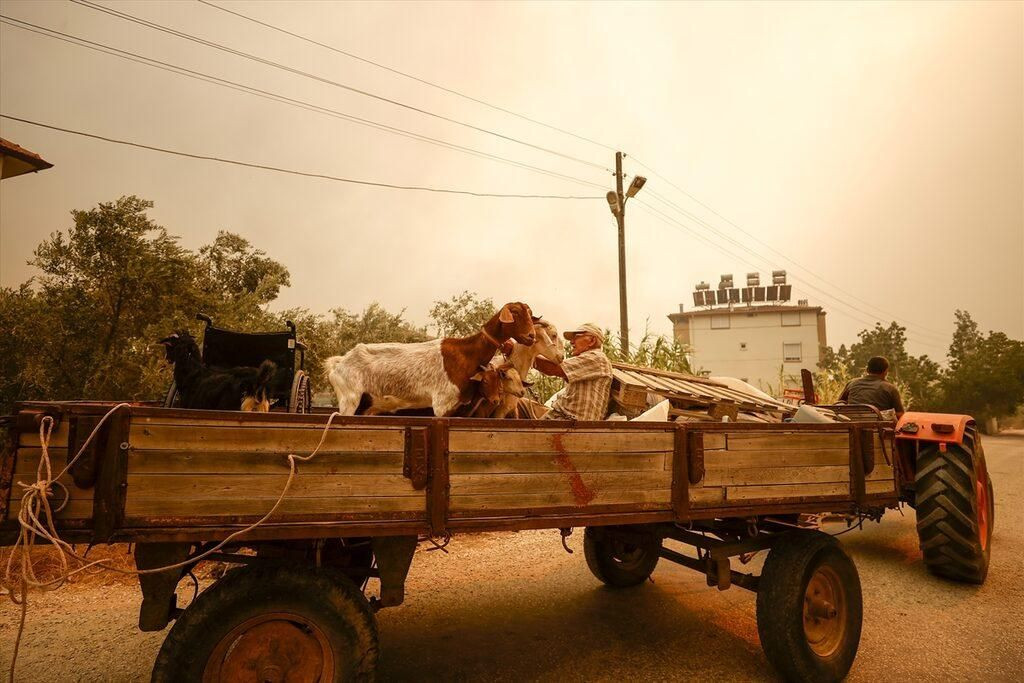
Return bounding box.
[740,342,747,350]
[783,342,802,362]
[782,311,801,327]
[711,314,730,329]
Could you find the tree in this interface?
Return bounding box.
[0,196,299,412]
[22,196,200,401]
[939,311,1024,421]
[429,291,495,338]
[820,321,940,409]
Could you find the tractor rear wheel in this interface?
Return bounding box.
[914,426,993,584]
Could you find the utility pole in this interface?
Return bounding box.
[614,152,629,357]
[605,153,646,358]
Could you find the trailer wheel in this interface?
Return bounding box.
[914,426,993,584]
[152,565,377,683]
[756,531,862,682]
[583,527,661,587]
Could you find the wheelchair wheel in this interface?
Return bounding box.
[289,371,312,413]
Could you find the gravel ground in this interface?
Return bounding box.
[1,435,1021,681]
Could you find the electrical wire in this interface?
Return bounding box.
[629,156,950,339]
[197,0,619,154]
[0,16,607,193]
[0,114,603,200]
[69,0,613,173]
[638,185,951,347]
[632,199,951,354]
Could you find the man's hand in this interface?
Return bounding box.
[534,356,567,379]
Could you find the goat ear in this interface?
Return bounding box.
[498,304,514,323]
[470,371,485,381]
[531,315,542,323]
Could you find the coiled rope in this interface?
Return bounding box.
[2,404,343,682]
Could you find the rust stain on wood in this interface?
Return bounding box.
[551,433,596,505]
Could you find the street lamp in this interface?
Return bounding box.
[608,151,646,356]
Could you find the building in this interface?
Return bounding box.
[0,138,53,180]
[669,273,827,392]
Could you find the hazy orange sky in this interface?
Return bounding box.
[1,0,1021,360]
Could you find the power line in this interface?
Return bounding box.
[69,0,613,174]
[0,16,607,193]
[632,199,950,354]
[641,187,950,346]
[196,0,619,154]
[0,114,604,200]
[629,155,950,339]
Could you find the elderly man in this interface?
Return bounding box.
[533,323,613,421]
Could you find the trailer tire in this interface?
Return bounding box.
[583,527,660,587]
[152,564,378,683]
[914,426,993,584]
[756,531,862,682]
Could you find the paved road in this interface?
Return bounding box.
[2,435,1021,681]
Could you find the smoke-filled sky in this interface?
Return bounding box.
[1,0,1021,359]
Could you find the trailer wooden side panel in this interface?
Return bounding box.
[689,430,855,507]
[447,427,675,515]
[122,416,424,523]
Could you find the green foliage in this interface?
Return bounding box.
[819,321,941,409]
[428,290,495,338]
[602,327,693,374]
[938,310,1024,421]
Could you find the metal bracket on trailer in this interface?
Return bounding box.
[659,526,778,592]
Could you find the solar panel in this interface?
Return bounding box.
[754,287,766,302]
[779,284,792,301]
[693,291,704,307]
[729,288,740,303]
[766,285,779,301]
[704,291,718,306]
[742,287,753,303]
[716,289,730,304]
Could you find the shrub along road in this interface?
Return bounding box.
[1,436,1021,681]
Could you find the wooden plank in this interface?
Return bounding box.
[18,421,70,447]
[690,487,725,505]
[13,448,69,475]
[452,451,668,475]
[703,433,727,450]
[129,424,405,452]
[124,495,425,517]
[448,430,672,453]
[449,470,671,495]
[705,448,850,468]
[724,433,850,451]
[866,480,896,495]
[125,473,420,500]
[449,488,671,512]
[127,450,405,475]
[705,465,849,487]
[867,462,894,482]
[8,499,93,519]
[725,483,850,501]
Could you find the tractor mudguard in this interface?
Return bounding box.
[895,412,973,445]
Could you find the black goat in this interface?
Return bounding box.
[158,331,277,411]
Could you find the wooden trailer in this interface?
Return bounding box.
[1,401,994,682]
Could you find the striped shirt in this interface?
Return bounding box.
[546,349,613,421]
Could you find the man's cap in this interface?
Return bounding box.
[563,323,604,344]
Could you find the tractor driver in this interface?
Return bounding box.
[839,356,905,420]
